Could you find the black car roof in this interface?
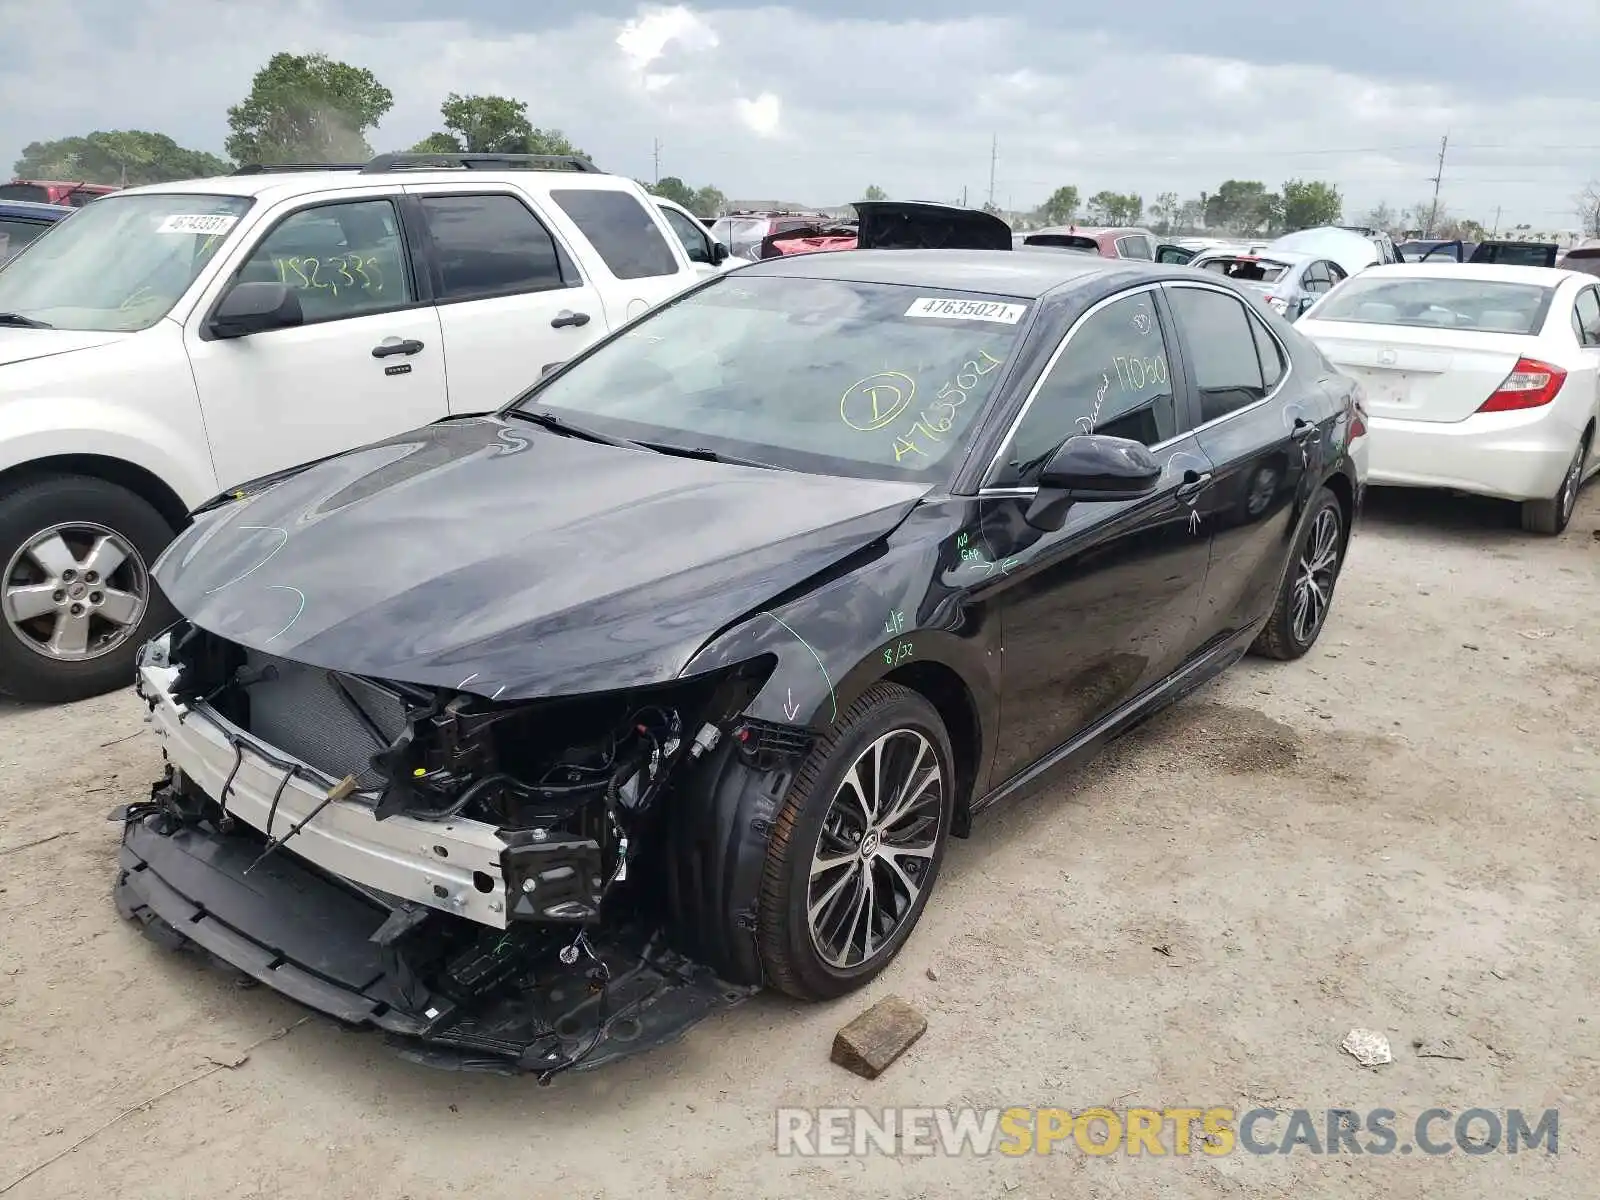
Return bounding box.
[736,248,1136,299]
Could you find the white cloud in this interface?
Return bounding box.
[735,92,781,137]
[2,1,1596,230]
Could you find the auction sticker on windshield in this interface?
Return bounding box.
[905,297,1027,324]
[157,214,240,236]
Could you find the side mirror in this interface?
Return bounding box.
[209,281,302,339]
[1025,434,1163,530]
[709,240,729,266]
[1297,295,1318,316]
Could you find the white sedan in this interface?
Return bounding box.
[1298,263,1600,533]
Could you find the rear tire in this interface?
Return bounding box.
[1520,433,1589,536]
[757,683,953,1001]
[1251,486,1345,662]
[0,475,176,703]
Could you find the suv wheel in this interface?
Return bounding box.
[0,475,176,703]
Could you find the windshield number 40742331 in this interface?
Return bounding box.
[891,348,1005,462]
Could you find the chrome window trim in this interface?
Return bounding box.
[978,279,1293,494]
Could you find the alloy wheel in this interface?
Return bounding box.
[1,522,149,662]
[1290,506,1341,646]
[806,728,945,970]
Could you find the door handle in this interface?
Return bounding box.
[1290,417,1318,443]
[372,338,424,359]
[1176,470,1212,503]
[551,310,591,329]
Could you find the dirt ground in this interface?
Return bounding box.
[2,485,1597,1200]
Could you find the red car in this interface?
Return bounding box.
[0,179,119,207]
[1018,225,1159,260]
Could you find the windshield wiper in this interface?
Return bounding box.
[634,441,784,470]
[0,312,51,328]
[504,408,639,449]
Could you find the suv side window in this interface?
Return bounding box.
[1167,286,1267,423]
[1117,235,1154,260]
[418,193,568,301]
[1574,286,1600,347]
[992,291,1179,486]
[236,199,413,323]
[549,188,679,280]
[658,204,713,265]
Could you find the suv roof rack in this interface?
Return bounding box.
[359,152,603,174]
[233,163,367,175]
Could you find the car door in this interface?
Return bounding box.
[545,186,699,321]
[403,187,606,408]
[656,201,722,277]
[184,194,449,491]
[1571,286,1600,457]
[975,285,1215,785]
[1163,281,1319,647]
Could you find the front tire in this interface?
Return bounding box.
[0,475,176,703]
[1520,433,1589,536]
[1251,486,1345,662]
[757,683,954,1001]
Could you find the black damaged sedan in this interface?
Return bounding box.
[117,247,1367,1077]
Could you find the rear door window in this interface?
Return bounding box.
[549,188,680,280]
[1573,287,1600,347]
[1166,286,1268,423]
[418,193,571,301]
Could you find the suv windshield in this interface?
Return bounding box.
[1311,276,1555,334]
[510,275,1027,481]
[0,193,252,331]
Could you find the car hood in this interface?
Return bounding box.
[155,417,928,701]
[0,327,131,367]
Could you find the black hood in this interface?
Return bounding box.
[852,201,1013,251]
[155,418,926,700]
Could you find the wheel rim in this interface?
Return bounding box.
[1,522,149,662]
[807,728,945,970]
[1559,442,1585,521]
[1290,507,1340,646]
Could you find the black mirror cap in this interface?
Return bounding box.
[1039,434,1163,500]
[209,281,303,338]
[710,240,729,265]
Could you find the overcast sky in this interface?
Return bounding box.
[3,0,1597,229]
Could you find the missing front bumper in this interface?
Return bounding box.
[114,812,754,1076]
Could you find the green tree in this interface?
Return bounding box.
[1279,179,1343,231]
[409,92,590,161]
[862,184,887,202]
[1203,180,1273,235]
[226,52,393,165]
[690,185,726,218]
[1148,191,1180,235]
[13,130,229,185]
[408,132,461,155]
[649,176,697,209]
[1575,182,1600,238]
[1360,201,1400,235]
[1086,190,1142,225]
[1039,185,1079,226]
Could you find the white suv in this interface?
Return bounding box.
[0,153,730,702]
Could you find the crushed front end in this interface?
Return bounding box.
[116,622,788,1078]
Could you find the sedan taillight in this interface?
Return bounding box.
[1477,357,1567,413]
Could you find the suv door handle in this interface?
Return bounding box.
[372,338,424,358]
[551,310,591,329]
[1176,471,1213,503]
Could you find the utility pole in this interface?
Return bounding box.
[987,134,998,209]
[1492,205,1502,237]
[652,138,661,185]
[960,185,968,208]
[1424,134,1448,236]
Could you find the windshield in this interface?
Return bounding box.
[709,218,768,260]
[1310,276,1555,334]
[0,184,51,203]
[0,192,252,331]
[510,275,1027,481]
